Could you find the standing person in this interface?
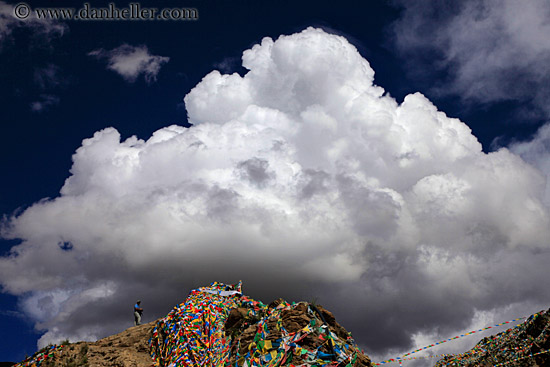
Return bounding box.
[134,300,143,326]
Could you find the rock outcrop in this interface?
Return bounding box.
[14,322,157,367]
[150,282,372,366]
[435,309,550,367]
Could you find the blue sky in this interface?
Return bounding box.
[1,1,550,365]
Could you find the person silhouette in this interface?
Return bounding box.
[134,300,143,326]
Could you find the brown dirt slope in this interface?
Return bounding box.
[15,321,158,367]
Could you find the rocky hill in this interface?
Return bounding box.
[13,282,550,367]
[434,308,550,367]
[13,281,372,367]
[13,321,157,367]
[149,282,372,366]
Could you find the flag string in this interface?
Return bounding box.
[374,314,538,365]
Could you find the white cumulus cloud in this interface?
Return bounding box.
[88,44,169,84]
[1,28,550,358]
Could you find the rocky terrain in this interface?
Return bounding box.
[11,282,550,367]
[224,300,372,367]
[14,321,157,367]
[149,282,372,366]
[14,282,372,367]
[434,308,550,367]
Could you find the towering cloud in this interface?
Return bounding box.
[1,28,549,359]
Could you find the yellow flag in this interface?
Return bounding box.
[264,340,272,350]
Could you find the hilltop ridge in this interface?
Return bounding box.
[14,281,372,367]
[12,282,550,367]
[13,321,157,367]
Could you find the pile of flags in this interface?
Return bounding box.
[149,281,371,367]
[235,300,366,367]
[12,344,65,367]
[149,281,250,366]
